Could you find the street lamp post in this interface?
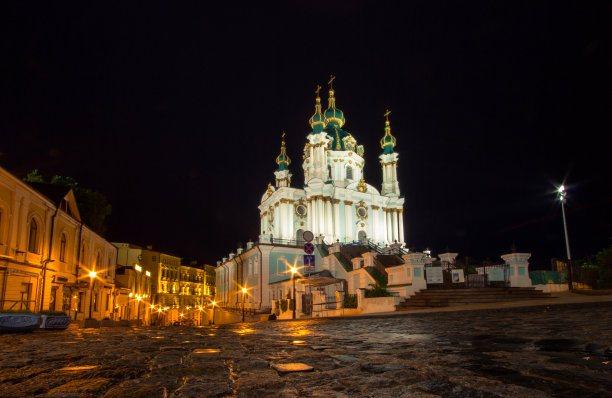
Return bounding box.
[291,266,297,319]
[136,295,142,325]
[241,288,247,322]
[211,301,216,325]
[558,185,573,291]
[88,270,97,319]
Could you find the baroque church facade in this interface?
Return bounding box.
[215,81,416,315]
[259,85,405,247]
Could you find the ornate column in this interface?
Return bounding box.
[287,200,294,240]
[317,195,325,239]
[325,198,333,238]
[307,198,313,232]
[344,201,353,242]
[371,205,379,243]
[333,199,341,241]
[309,197,316,235]
[398,209,405,244]
[274,203,280,239]
[386,209,392,244]
[393,209,399,243]
[279,200,286,239]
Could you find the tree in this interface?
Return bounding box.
[24,170,112,236]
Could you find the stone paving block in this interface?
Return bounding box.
[270,362,314,373]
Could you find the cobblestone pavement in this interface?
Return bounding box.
[1,302,611,397]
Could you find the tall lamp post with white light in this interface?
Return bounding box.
[558,185,573,291]
[291,266,298,319]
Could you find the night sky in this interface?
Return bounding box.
[2,2,611,268]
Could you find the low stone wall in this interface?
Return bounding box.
[534,283,569,293]
[358,296,401,314]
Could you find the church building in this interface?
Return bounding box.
[215,80,410,315]
[259,82,405,246]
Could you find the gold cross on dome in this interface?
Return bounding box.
[328,74,335,88]
[384,109,391,121]
[281,131,285,139]
[315,84,321,96]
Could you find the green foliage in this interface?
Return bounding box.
[24,170,112,236]
[365,282,392,298]
[343,294,358,308]
[280,299,288,312]
[288,299,295,311]
[25,169,44,183]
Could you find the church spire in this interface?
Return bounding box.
[324,75,345,128]
[274,132,292,187]
[275,132,291,171]
[380,109,396,154]
[309,85,326,134]
[379,109,400,197]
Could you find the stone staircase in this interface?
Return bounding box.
[395,287,553,310]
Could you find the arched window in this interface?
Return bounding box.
[328,165,332,180]
[346,166,353,180]
[59,234,67,262]
[358,230,367,244]
[28,219,38,253]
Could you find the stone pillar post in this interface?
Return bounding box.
[325,198,333,238]
[501,253,532,287]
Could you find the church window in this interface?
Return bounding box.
[28,219,39,253]
[328,165,332,179]
[59,234,67,262]
[295,205,306,217]
[346,166,353,180]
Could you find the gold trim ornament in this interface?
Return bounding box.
[267,183,274,196]
[357,179,367,193]
[356,201,368,220]
[294,199,307,218]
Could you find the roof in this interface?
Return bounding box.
[27,182,71,205]
[339,244,370,260]
[298,270,344,287]
[375,254,405,267]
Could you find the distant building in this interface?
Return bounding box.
[0,165,118,322]
[114,243,214,325]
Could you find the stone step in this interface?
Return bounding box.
[395,287,552,310]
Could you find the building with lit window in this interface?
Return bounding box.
[114,243,214,325]
[0,165,117,322]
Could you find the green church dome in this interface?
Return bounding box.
[324,89,345,128]
[276,133,291,171]
[309,95,326,134]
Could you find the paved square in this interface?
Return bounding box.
[1,302,611,397]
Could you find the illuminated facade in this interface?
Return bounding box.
[259,85,405,246]
[0,165,117,321]
[114,243,214,325]
[217,82,408,315]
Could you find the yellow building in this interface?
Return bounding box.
[0,165,117,322]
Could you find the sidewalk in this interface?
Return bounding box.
[323,291,612,320]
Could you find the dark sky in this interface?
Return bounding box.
[2,1,611,268]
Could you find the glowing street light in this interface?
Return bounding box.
[88,270,97,319]
[291,266,298,319]
[241,287,247,322]
[558,184,573,291]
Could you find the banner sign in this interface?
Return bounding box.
[303,242,315,254]
[451,269,465,283]
[426,267,443,284]
[487,267,506,281]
